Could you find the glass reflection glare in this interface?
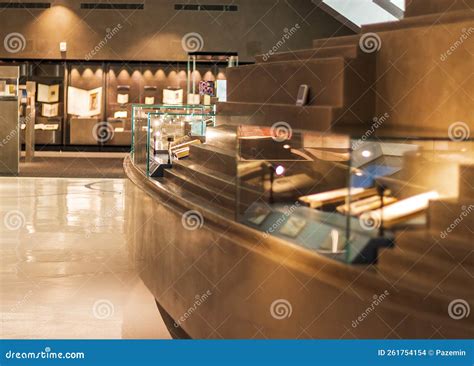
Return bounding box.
[275,165,285,176]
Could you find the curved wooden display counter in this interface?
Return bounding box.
[124,156,473,338]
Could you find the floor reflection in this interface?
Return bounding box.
[0,177,170,339]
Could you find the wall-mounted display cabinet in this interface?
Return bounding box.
[15,63,65,146]
[0,58,235,149]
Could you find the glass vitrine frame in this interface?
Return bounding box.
[130,103,216,176]
[145,110,214,177]
[235,126,474,264]
[346,136,474,244]
[186,52,238,98]
[235,125,356,263]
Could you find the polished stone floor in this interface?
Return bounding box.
[0,177,170,339]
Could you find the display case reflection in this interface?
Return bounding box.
[346,138,474,236]
[236,126,353,262]
[237,127,474,264]
[130,104,216,177]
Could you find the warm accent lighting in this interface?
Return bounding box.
[370,190,439,225]
[330,229,339,253]
[275,165,285,176]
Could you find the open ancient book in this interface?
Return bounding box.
[67,86,102,117]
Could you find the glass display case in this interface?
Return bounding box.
[0,66,20,175]
[187,52,237,104]
[131,104,216,176]
[0,67,19,98]
[236,126,474,264]
[345,137,474,241]
[236,126,355,261]
[20,62,65,146]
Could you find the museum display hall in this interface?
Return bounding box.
[0,0,472,346]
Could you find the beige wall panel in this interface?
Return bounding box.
[0,0,352,62]
[374,19,474,134]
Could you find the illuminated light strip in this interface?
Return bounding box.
[370,191,439,224]
[300,187,376,209]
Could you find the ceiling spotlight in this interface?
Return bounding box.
[361,150,372,158]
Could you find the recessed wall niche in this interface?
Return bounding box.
[9,60,231,147]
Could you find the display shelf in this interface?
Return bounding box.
[20,117,63,145]
[1,59,233,149]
